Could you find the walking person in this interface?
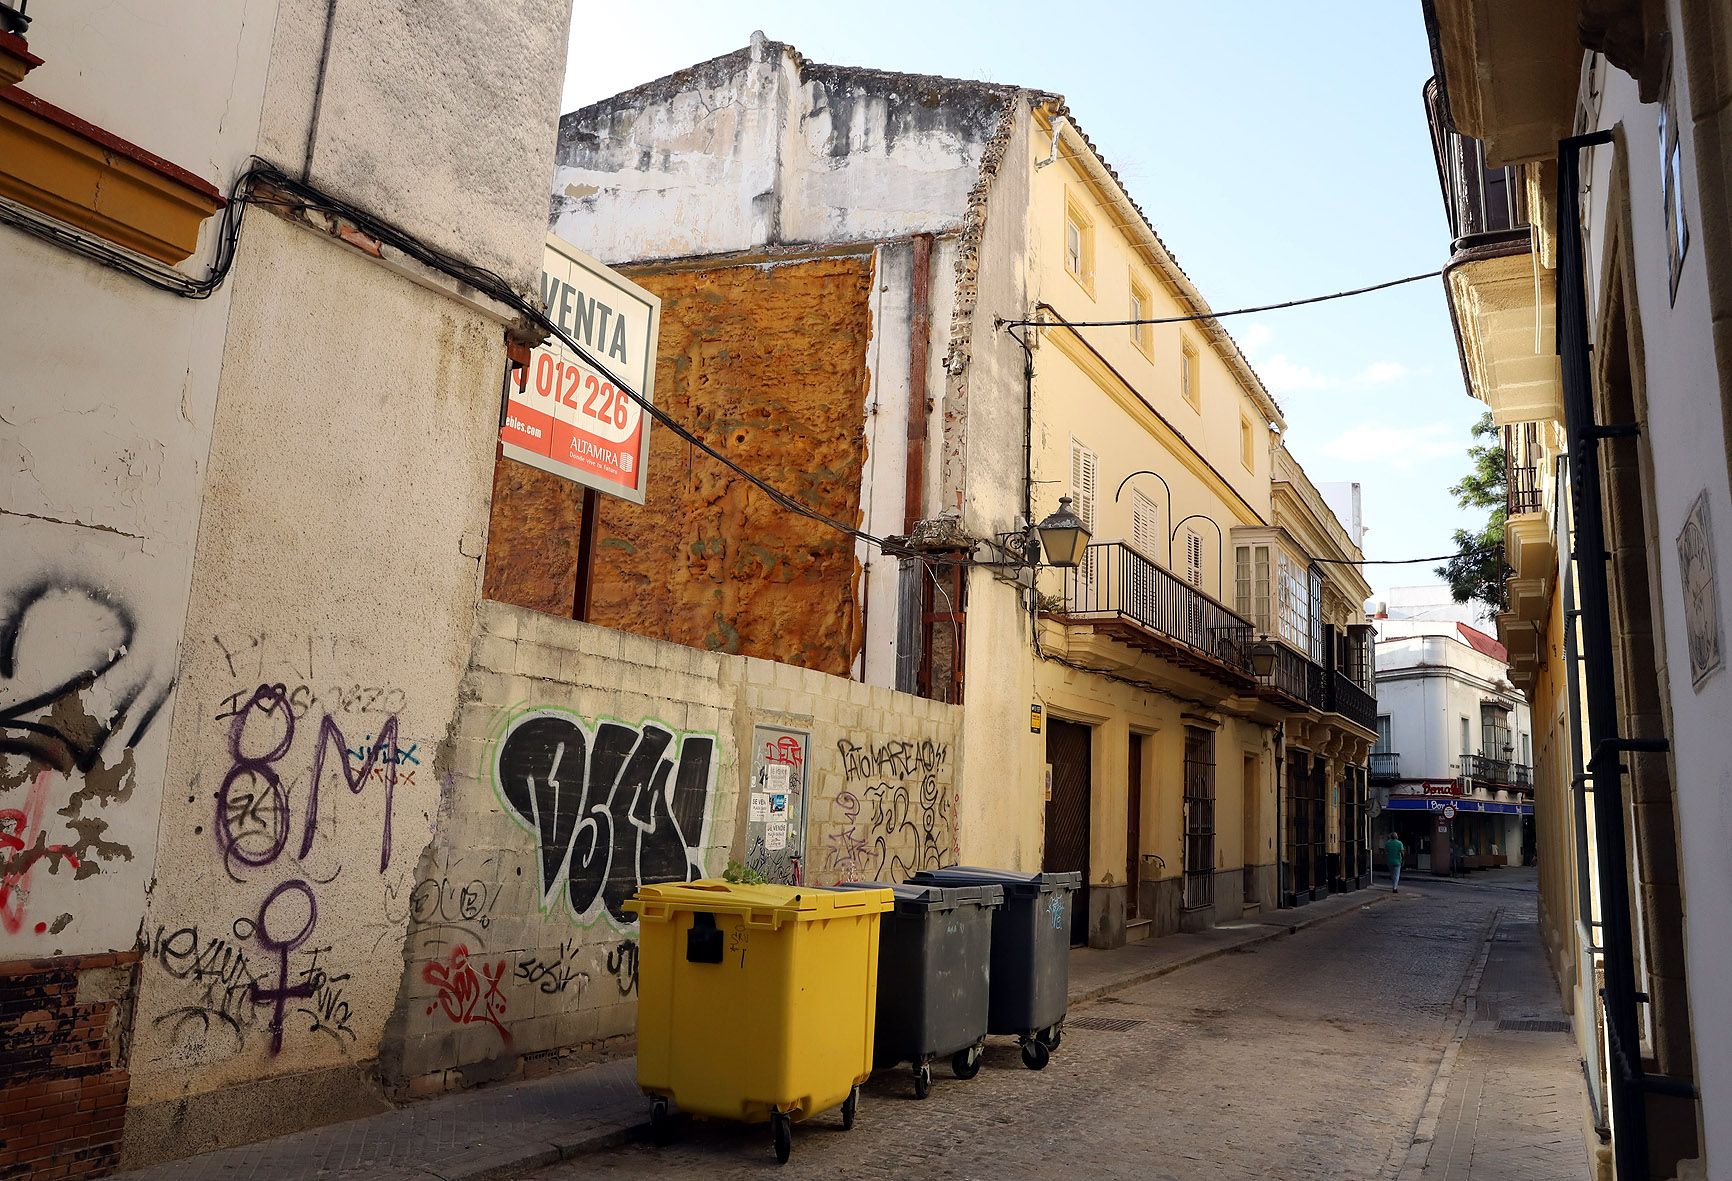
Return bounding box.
[1385,832,1407,892]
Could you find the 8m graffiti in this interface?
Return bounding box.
[491,710,714,929]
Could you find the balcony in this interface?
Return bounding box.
[1507,463,1541,517]
[1463,752,1532,792]
[1369,752,1400,780]
[1054,542,1255,687]
[1255,641,1321,709]
[1327,669,1378,732]
[1424,78,1563,429]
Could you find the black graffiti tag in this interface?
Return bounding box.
[495,714,713,925]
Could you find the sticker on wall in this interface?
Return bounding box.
[746,725,809,883]
[1030,704,1043,734]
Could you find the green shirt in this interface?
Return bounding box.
[1385,836,1406,866]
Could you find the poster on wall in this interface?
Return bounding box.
[499,234,661,503]
[746,726,809,884]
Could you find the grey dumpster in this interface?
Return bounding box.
[832,881,1002,1098]
[906,866,1080,1070]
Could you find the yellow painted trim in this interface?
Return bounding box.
[1044,320,1265,527]
[0,93,223,264]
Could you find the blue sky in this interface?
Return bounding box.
[560,2,1481,603]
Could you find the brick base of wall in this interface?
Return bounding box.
[0,952,138,1180]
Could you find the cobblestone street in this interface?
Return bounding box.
[526,874,1588,1181]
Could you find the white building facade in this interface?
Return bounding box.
[1371,618,1533,873]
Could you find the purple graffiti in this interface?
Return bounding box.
[245,879,318,1056]
[214,685,399,875]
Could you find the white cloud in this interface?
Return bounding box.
[1318,422,1462,470]
[1354,360,1407,385]
[1257,353,1331,394]
[1237,322,1274,351]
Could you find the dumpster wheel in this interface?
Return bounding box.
[913,1063,932,1100]
[772,1111,792,1163]
[842,1084,860,1129]
[1037,1023,1064,1052]
[1020,1037,1051,1070]
[649,1098,673,1145]
[951,1043,984,1080]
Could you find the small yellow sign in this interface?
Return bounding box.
[1030,704,1043,733]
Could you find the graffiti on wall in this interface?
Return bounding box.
[825,737,953,883]
[423,944,511,1043]
[489,709,715,929]
[0,578,174,942]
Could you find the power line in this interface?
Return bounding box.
[999,269,1441,330]
[1311,544,1501,567]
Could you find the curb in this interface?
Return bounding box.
[1394,907,1501,1180]
[1067,891,1395,1008]
[445,1124,642,1181]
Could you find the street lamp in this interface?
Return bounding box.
[1249,634,1278,678]
[1033,496,1090,568]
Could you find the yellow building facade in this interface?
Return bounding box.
[1021,104,1377,944]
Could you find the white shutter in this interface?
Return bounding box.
[1071,439,1098,600]
[1070,439,1097,531]
[1131,490,1159,561]
[1185,529,1203,587]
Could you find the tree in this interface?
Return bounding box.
[1436,412,1508,613]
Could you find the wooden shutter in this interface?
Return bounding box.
[1185,528,1203,587]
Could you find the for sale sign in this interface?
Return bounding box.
[501,235,660,503]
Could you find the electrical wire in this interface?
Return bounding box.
[1312,544,1503,567]
[999,269,1441,330]
[4,162,1483,580]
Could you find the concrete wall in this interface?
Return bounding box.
[550,34,1020,263]
[121,210,511,1161]
[382,602,960,1095]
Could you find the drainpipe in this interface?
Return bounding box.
[1556,130,1688,1181]
[904,233,934,533]
[1274,723,1286,908]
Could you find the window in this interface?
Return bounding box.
[1235,544,1272,634]
[1063,197,1094,292]
[1276,552,1310,650]
[1240,414,1255,471]
[1180,339,1200,409]
[1460,716,1472,760]
[1184,727,1216,909]
[1129,279,1153,355]
[1374,716,1392,754]
[1659,62,1689,302]
[1131,489,1160,562]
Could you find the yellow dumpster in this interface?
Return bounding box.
[627,880,894,1163]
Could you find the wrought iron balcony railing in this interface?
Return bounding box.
[1369,752,1400,779]
[1463,752,1532,791]
[1328,669,1378,732]
[1056,541,1254,679]
[1255,641,1324,709]
[1507,464,1541,517]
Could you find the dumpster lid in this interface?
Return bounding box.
[831,880,1003,912]
[906,866,1082,895]
[626,880,893,924]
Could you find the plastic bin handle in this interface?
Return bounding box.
[743,908,779,929]
[635,901,669,921]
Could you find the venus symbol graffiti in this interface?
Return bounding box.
[489,709,715,929]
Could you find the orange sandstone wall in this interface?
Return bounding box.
[483,254,873,677]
